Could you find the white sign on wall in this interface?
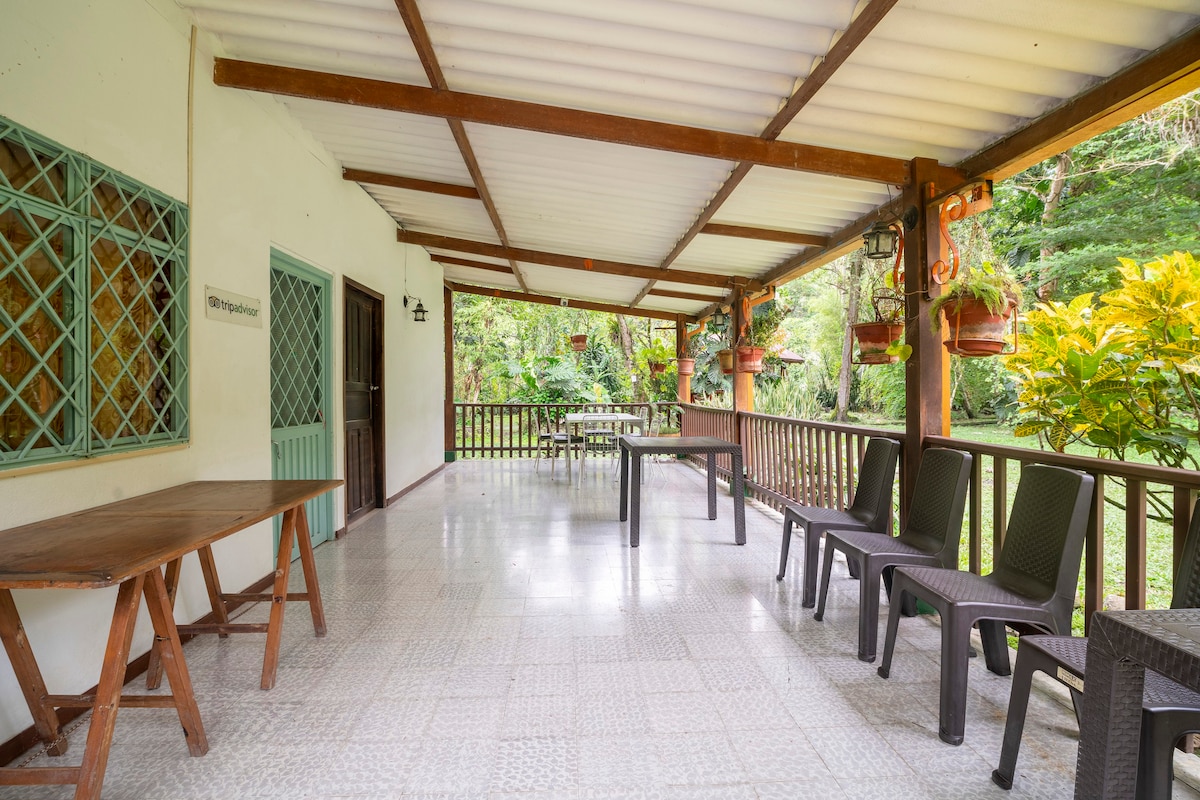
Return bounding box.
[205,286,263,328]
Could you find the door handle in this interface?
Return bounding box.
[370,385,379,391]
[272,441,281,459]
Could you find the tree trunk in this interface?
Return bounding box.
[616,314,638,400]
[835,252,863,422]
[1037,151,1072,301]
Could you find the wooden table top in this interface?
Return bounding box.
[618,435,739,455]
[0,480,342,590]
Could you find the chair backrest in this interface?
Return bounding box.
[896,448,973,567]
[846,437,901,529]
[991,464,1095,631]
[1170,497,1200,609]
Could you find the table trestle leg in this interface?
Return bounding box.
[293,503,327,637]
[141,568,208,756]
[145,557,182,690]
[261,506,297,690]
[197,546,231,636]
[0,589,67,756]
[74,576,144,800]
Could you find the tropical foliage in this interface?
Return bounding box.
[1006,252,1200,472]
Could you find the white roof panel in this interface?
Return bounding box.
[176,0,1200,319]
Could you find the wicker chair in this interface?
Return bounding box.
[992,497,1200,798]
[814,447,972,663]
[876,464,1094,746]
[776,437,901,608]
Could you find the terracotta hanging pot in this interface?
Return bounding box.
[570,334,588,351]
[717,348,734,375]
[941,297,1017,357]
[852,322,905,364]
[735,345,765,374]
[649,361,666,375]
[676,358,695,376]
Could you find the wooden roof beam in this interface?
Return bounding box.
[446,282,690,323]
[402,230,750,289]
[763,25,1200,290]
[392,0,530,292]
[434,255,514,275]
[630,0,899,307]
[646,288,727,303]
[700,224,828,248]
[342,168,480,199]
[214,58,964,188]
[961,23,1200,182]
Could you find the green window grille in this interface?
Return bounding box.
[0,115,188,469]
[270,268,324,429]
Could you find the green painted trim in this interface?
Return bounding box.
[0,113,189,470]
[269,248,335,550]
[444,450,457,463]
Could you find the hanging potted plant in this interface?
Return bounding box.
[852,287,907,364]
[735,300,785,374]
[717,347,734,375]
[570,334,588,351]
[638,342,674,375]
[928,262,1022,356]
[676,333,695,376]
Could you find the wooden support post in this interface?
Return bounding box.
[901,157,951,523]
[444,285,456,462]
[676,316,691,403]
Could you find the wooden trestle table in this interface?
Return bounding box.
[0,478,341,800]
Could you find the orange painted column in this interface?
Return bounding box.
[676,316,692,403]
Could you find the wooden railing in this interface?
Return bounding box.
[925,434,1200,631]
[454,402,656,458]
[452,402,1200,631]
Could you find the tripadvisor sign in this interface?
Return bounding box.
[205,286,262,328]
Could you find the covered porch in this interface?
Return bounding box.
[16,457,1117,798]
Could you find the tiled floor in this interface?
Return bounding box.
[14,458,1200,798]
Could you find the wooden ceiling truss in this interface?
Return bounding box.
[208,4,1200,324]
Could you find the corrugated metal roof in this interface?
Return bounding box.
[178,0,1200,319]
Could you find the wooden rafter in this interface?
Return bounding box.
[762,22,1200,292]
[446,282,688,323]
[392,0,529,292]
[700,224,828,248]
[213,59,963,188]
[434,255,515,275]
[646,288,727,303]
[630,0,900,308]
[342,168,480,199]
[960,22,1200,182]
[401,231,747,289]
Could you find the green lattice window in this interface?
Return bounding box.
[270,268,324,429]
[0,116,188,469]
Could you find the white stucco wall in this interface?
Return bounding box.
[0,0,445,743]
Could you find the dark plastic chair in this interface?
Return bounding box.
[776,437,900,608]
[992,498,1200,798]
[814,448,972,663]
[876,464,1095,746]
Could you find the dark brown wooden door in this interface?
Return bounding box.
[344,281,384,524]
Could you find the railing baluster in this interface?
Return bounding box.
[1126,479,1147,610]
[993,456,1007,564]
[1084,473,1105,635]
[1175,487,1195,578]
[969,455,982,575]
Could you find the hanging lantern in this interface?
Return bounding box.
[862,220,899,260]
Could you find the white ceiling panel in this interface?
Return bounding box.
[465,125,735,266]
[176,0,1200,321]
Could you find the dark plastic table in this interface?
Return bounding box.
[1074,609,1200,798]
[617,435,745,547]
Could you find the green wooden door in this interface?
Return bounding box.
[269,250,333,554]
